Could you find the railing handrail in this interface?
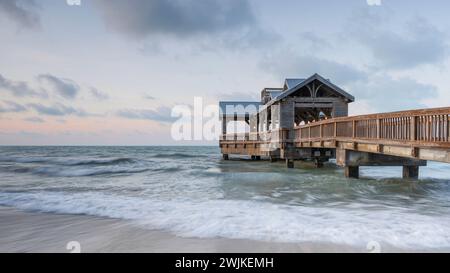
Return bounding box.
[220,108,450,146]
[293,107,450,145]
[294,107,450,129]
[221,128,290,137]
[220,128,292,143]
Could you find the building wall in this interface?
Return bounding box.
[279,100,295,129]
[332,99,349,118]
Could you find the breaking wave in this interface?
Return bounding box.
[1,146,450,250]
[0,191,450,250]
[0,156,137,166]
[149,153,208,159]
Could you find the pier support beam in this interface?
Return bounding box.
[337,149,426,179]
[403,166,419,179]
[223,154,229,160]
[286,159,294,169]
[345,166,359,179]
[314,158,325,168]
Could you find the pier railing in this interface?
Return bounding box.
[220,129,290,143]
[295,107,450,148]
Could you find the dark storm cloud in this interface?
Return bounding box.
[0,73,44,97]
[92,0,255,39]
[0,0,40,28]
[38,74,80,99]
[117,107,176,123]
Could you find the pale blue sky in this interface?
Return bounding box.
[1,0,450,145]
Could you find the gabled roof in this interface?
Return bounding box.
[284,78,306,90]
[265,88,283,92]
[263,88,283,99]
[266,73,355,108]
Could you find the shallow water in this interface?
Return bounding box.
[0,146,449,250]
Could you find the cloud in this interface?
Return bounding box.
[92,0,255,39]
[0,0,40,29]
[24,116,44,123]
[38,74,80,99]
[261,53,367,85]
[28,103,89,117]
[347,9,448,69]
[90,87,109,100]
[0,73,43,97]
[217,91,259,102]
[0,130,44,138]
[348,74,438,112]
[117,106,176,123]
[0,100,27,113]
[300,32,331,51]
[143,95,156,100]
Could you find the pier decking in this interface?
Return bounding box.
[219,74,450,179]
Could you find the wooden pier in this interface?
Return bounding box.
[219,74,450,179]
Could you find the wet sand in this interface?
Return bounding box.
[0,206,371,253]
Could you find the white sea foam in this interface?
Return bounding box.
[1,147,449,250]
[0,191,449,250]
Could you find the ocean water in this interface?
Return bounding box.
[0,146,449,250]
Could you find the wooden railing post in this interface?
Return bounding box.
[352,120,356,138]
[334,122,337,138]
[366,120,370,138]
[446,114,449,142]
[411,116,417,141]
[376,119,381,139]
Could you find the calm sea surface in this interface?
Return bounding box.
[0,146,449,249]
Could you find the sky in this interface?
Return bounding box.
[1,0,450,145]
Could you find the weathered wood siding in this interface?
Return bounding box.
[280,100,295,129]
[332,99,349,118]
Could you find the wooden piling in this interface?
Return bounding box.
[286,159,294,169]
[345,166,359,179]
[403,166,419,179]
